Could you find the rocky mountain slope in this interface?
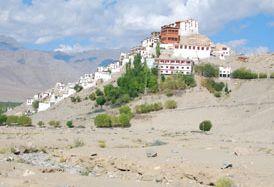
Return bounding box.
[0,36,123,102]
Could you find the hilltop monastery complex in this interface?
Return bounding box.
[26,19,232,113]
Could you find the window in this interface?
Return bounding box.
[189,46,191,49]
[184,45,187,49]
[206,47,209,50]
[193,46,195,50]
[201,47,204,50]
[197,47,200,50]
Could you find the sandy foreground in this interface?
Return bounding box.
[1,79,274,187]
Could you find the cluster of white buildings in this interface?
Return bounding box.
[26,60,124,113]
[26,19,233,113]
[124,19,232,76]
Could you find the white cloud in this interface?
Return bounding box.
[35,36,56,44]
[226,39,248,48]
[54,43,97,53]
[247,46,270,55]
[268,21,274,27]
[0,0,273,49]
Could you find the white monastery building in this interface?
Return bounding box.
[155,58,194,75]
[219,67,232,78]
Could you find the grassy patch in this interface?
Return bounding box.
[69,138,85,149]
[98,140,106,148]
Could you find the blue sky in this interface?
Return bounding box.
[0,0,273,53]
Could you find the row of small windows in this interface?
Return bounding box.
[160,65,190,70]
[162,37,178,41]
[160,70,191,75]
[161,29,179,33]
[159,60,192,64]
[175,45,210,50]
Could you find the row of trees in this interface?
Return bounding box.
[0,115,32,127]
[90,54,159,107]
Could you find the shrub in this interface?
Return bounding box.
[153,102,163,111]
[135,102,164,114]
[89,92,96,101]
[216,177,234,187]
[94,114,112,128]
[270,72,274,78]
[17,116,32,126]
[214,92,221,97]
[6,115,32,126]
[69,138,85,148]
[231,68,257,79]
[115,94,131,105]
[74,84,83,93]
[37,121,45,128]
[165,90,174,97]
[160,76,187,91]
[199,120,212,132]
[202,79,225,93]
[119,105,133,119]
[195,63,219,78]
[0,115,7,125]
[71,96,81,103]
[164,100,177,109]
[98,140,106,148]
[66,120,74,128]
[119,113,130,127]
[95,89,104,96]
[48,120,61,128]
[224,83,229,94]
[258,73,267,79]
[6,115,19,126]
[110,115,121,127]
[183,75,196,87]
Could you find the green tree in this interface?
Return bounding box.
[32,100,39,111]
[95,89,104,96]
[195,64,218,78]
[74,84,83,93]
[156,42,161,58]
[66,120,74,128]
[96,96,106,108]
[0,115,7,125]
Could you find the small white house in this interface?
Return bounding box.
[212,44,230,60]
[26,98,34,106]
[219,67,231,78]
[94,71,112,82]
[38,102,51,112]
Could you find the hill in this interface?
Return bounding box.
[0,36,123,102]
[1,54,274,186]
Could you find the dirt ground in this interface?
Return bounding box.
[1,78,274,187]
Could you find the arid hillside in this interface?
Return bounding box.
[1,72,274,186]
